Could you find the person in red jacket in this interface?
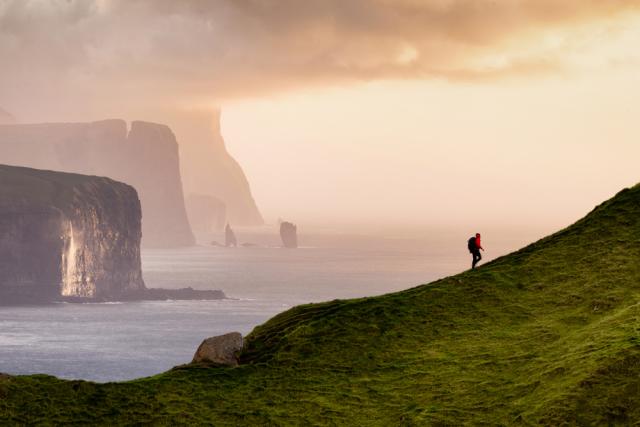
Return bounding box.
[468,232,484,269]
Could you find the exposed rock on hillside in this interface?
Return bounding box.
[0,164,145,304]
[192,332,243,366]
[0,119,194,248]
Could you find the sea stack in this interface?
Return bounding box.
[280,221,298,248]
[0,119,195,248]
[225,224,237,247]
[0,164,145,304]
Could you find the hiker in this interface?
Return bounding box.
[468,233,484,269]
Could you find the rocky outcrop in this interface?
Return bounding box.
[0,164,145,304]
[0,165,226,305]
[192,332,243,366]
[67,287,227,302]
[0,108,15,125]
[0,119,194,248]
[169,110,263,226]
[186,194,227,239]
[280,221,298,248]
[143,287,225,300]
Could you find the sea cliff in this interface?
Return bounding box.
[0,164,144,304]
[0,119,194,248]
[171,110,264,227]
[0,164,224,304]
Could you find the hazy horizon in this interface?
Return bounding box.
[1,0,639,233]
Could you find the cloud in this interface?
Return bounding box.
[0,0,638,119]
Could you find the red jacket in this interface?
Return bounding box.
[475,236,483,250]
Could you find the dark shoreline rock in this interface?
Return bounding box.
[0,288,227,306]
[129,287,226,301]
[58,287,226,303]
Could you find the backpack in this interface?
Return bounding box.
[467,237,476,252]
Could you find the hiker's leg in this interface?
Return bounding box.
[472,252,481,268]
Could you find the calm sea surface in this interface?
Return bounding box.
[0,230,541,381]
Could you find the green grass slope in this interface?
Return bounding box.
[1,185,639,425]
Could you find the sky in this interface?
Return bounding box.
[1,0,639,233]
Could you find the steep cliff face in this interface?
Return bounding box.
[0,120,194,248]
[0,165,145,304]
[172,110,264,226]
[126,121,195,247]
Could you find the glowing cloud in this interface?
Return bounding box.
[1,0,639,119]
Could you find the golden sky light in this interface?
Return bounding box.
[1,0,639,232]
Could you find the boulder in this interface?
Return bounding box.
[192,332,243,366]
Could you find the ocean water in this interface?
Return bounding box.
[0,230,540,382]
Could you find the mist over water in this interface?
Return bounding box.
[0,227,545,382]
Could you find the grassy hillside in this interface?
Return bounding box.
[1,185,639,425]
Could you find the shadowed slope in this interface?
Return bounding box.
[1,185,639,425]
